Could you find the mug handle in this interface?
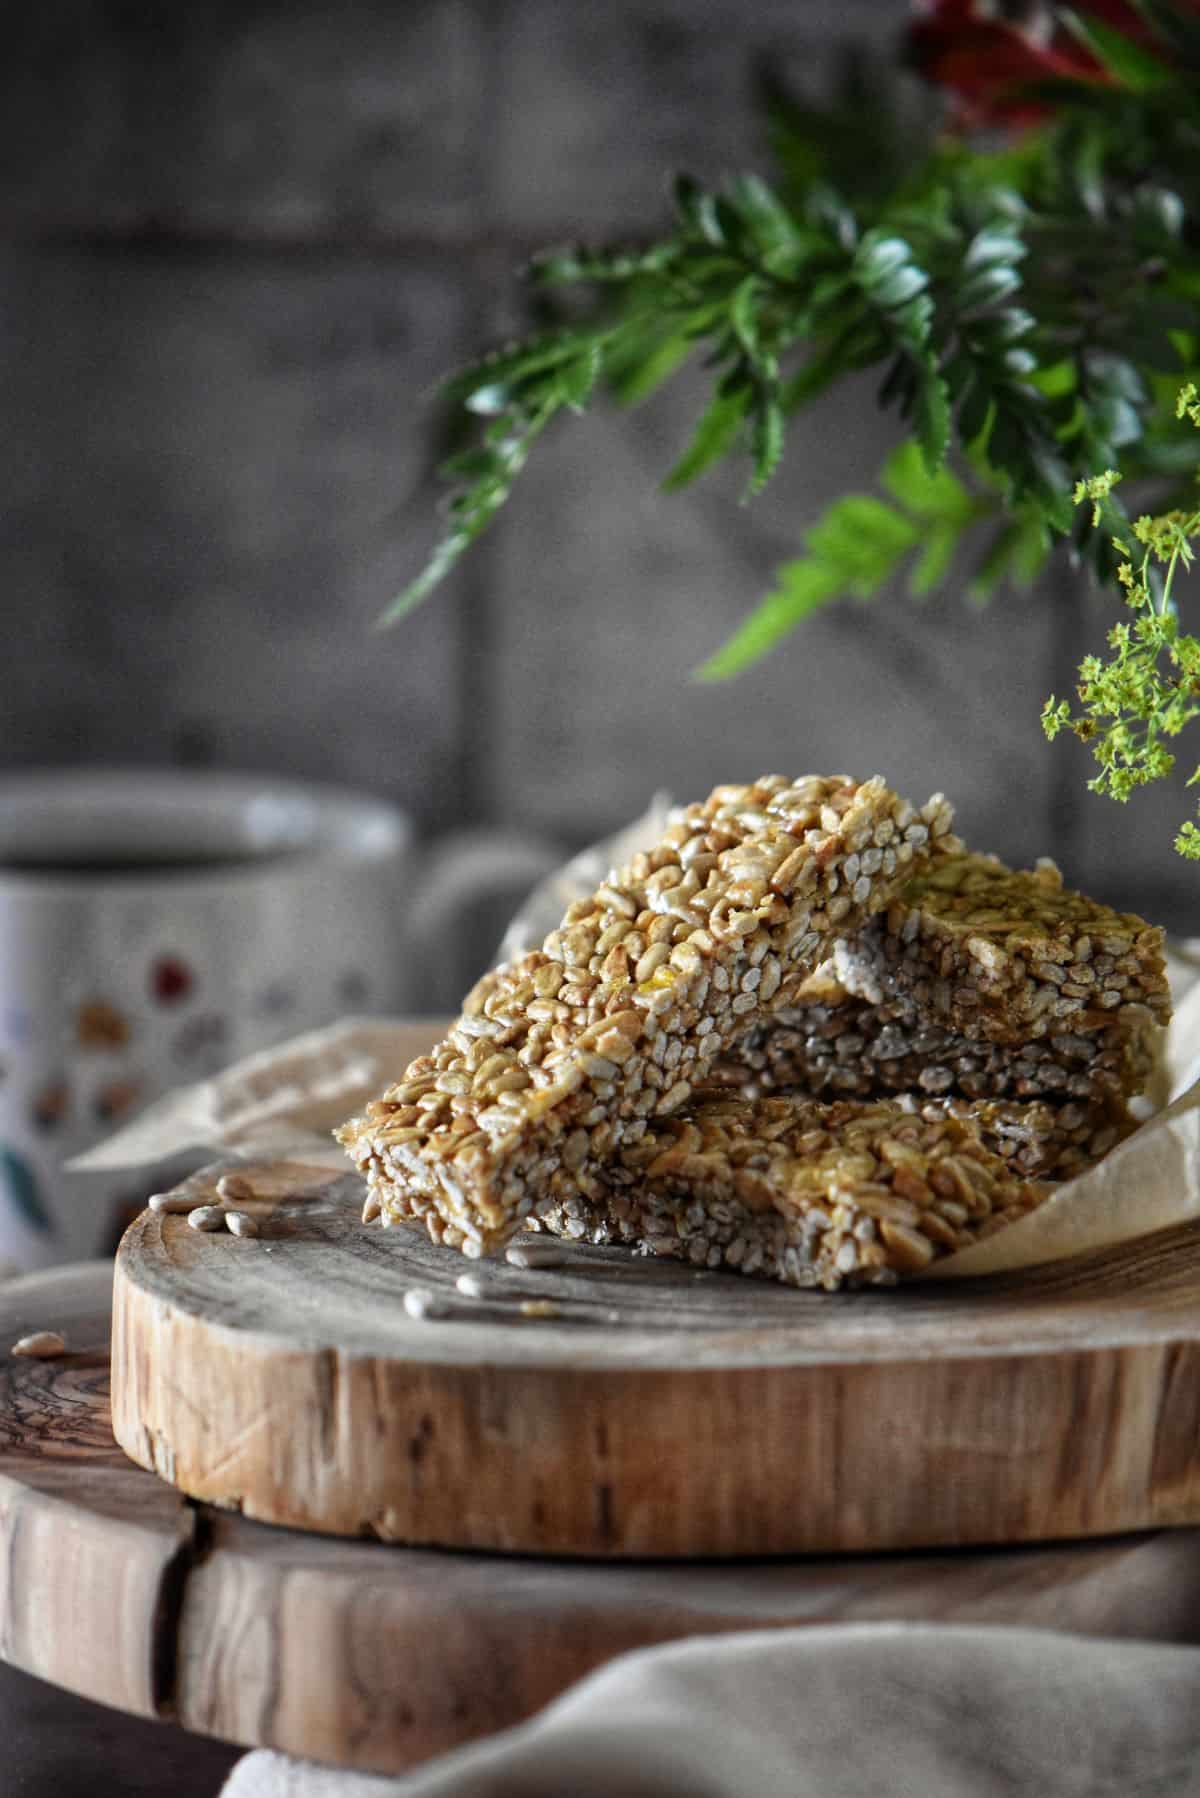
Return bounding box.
[405,829,565,1011]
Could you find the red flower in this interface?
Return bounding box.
[908,1,1189,125]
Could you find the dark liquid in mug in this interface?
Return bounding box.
[0,848,304,878]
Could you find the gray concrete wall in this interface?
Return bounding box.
[1,1,1193,1006]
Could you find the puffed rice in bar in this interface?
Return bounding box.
[338,774,959,1255]
[529,1093,1046,1291]
[711,971,1160,1107]
[900,1094,1136,1181]
[833,852,1170,1046]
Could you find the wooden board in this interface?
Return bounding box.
[8,1266,1200,1774]
[111,1157,1200,1558]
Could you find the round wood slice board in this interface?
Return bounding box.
[109,1152,1200,1558]
[9,1264,1200,1774]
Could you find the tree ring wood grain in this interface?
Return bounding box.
[110,1157,1200,1557]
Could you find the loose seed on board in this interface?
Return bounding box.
[455,1271,490,1298]
[11,1331,66,1358]
[403,1286,452,1320]
[225,1211,259,1238]
[519,1298,563,1319]
[149,1192,207,1214]
[216,1172,256,1204]
[505,1239,571,1270]
[513,1298,622,1324]
[187,1206,227,1233]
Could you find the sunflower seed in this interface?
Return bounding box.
[11,1331,66,1358]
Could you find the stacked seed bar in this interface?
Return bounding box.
[794,851,1169,1186]
[902,1095,1135,1180]
[712,972,1160,1108]
[531,1093,1046,1291]
[833,852,1170,1045]
[338,774,959,1256]
[704,859,1166,1188]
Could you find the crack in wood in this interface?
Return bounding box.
[149,1502,213,1721]
[594,1482,615,1546]
[315,1347,339,1467]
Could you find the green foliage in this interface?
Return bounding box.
[1060,10,1173,90]
[380,330,609,623]
[1042,384,1200,856]
[383,0,1200,875]
[695,444,989,679]
[759,46,937,214]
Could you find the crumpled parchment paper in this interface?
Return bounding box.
[75,800,1200,1278]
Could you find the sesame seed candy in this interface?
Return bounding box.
[902,1094,1135,1181]
[337,775,959,1257]
[833,852,1170,1047]
[531,1093,1046,1292]
[711,970,1161,1110]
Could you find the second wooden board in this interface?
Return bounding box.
[112,1158,1200,1557]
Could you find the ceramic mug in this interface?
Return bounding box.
[0,770,559,1271]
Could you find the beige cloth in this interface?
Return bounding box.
[221,1622,1200,1796]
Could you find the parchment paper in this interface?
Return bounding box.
[74,802,1200,1279]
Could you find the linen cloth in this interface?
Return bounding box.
[221,1622,1200,1796]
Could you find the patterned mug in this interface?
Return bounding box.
[0,769,559,1270]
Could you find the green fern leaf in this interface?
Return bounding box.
[662,386,749,492]
[695,561,843,680]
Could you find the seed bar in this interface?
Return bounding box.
[529,1092,1046,1291]
[832,852,1170,1046]
[710,972,1160,1108]
[338,774,958,1256]
[901,1094,1136,1181]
